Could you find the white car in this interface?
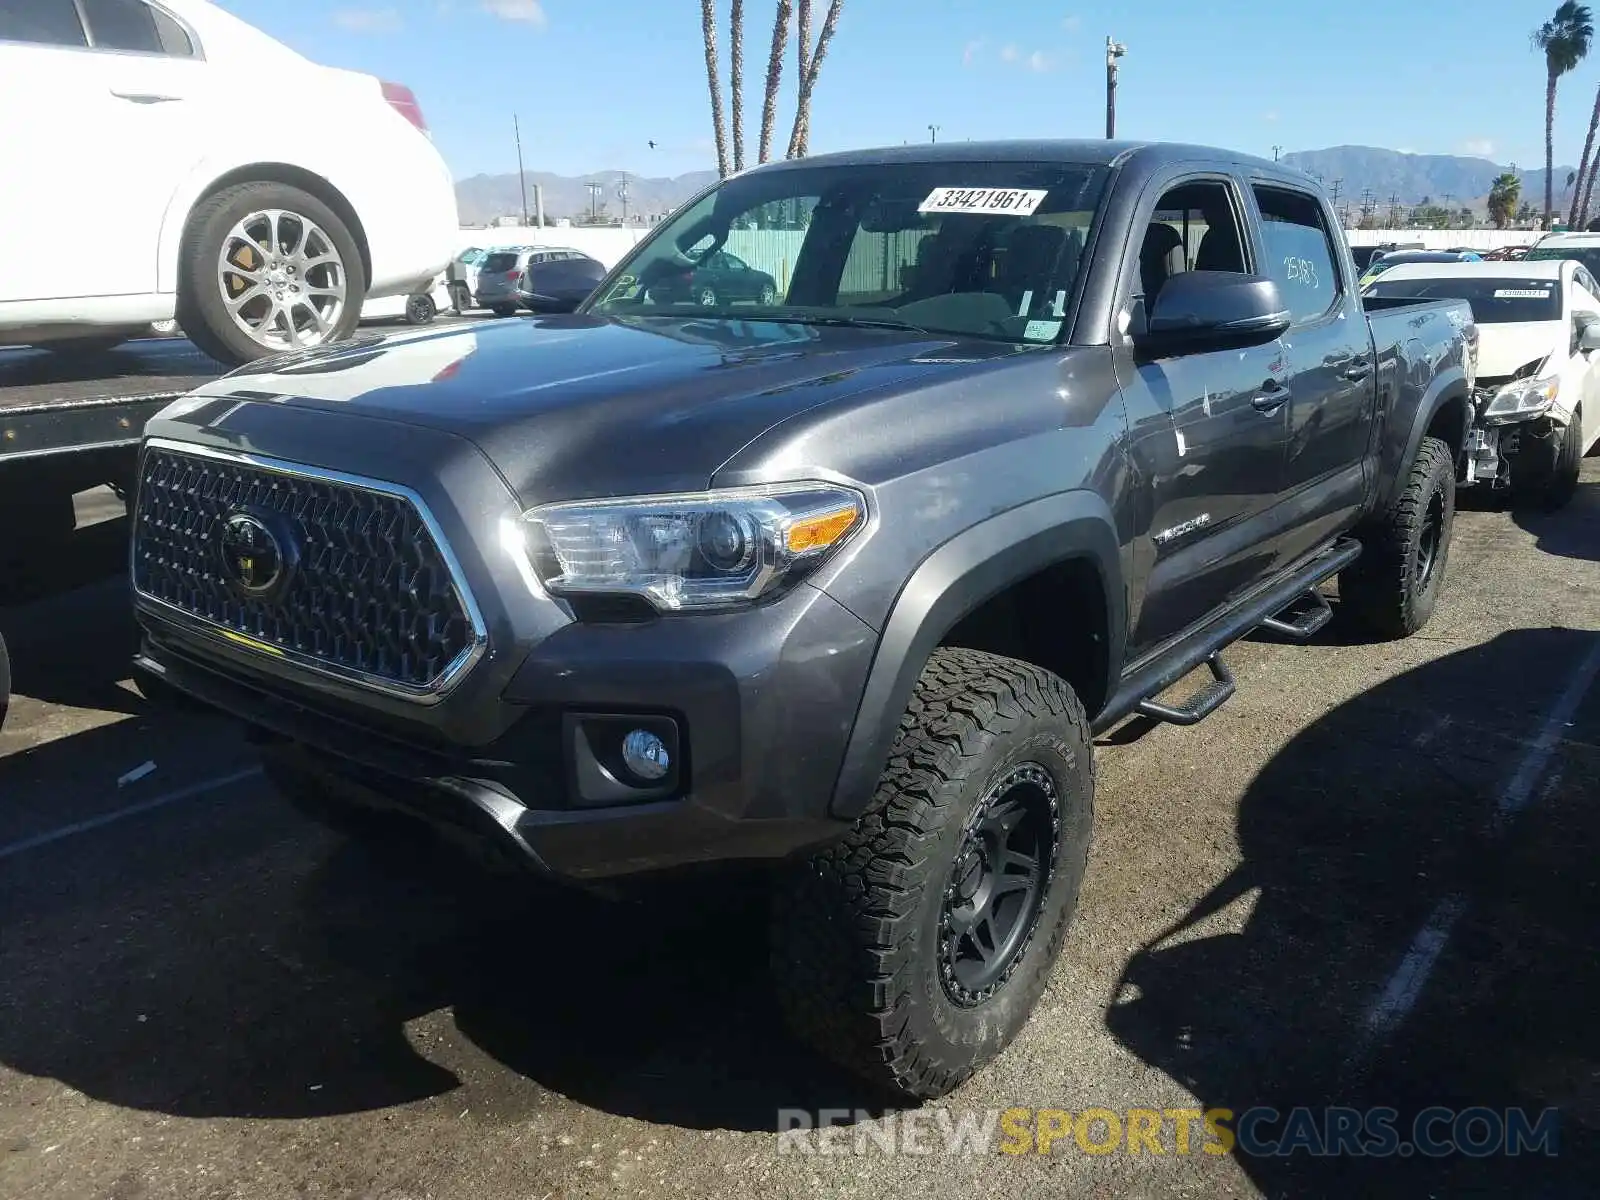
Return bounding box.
[1365,258,1600,509]
[0,0,460,364]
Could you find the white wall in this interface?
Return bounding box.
[1342,228,1540,251]
[457,226,651,268]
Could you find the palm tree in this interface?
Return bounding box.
[1533,1,1593,228]
[758,0,794,163]
[700,0,731,177]
[730,0,745,172]
[1573,84,1600,225]
[787,0,844,158]
[1488,172,1523,229]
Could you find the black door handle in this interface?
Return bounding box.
[1251,381,1290,412]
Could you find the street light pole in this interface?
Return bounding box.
[513,113,529,226]
[928,124,939,144]
[1105,36,1126,139]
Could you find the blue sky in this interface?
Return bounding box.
[220,0,1600,180]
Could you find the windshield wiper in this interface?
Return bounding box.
[770,313,934,334]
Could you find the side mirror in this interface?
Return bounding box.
[1580,321,1600,352]
[1137,271,1292,354]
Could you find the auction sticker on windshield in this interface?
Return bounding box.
[919,187,1049,216]
[1494,287,1554,298]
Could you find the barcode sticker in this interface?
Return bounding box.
[918,187,1049,216]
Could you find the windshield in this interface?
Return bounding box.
[584,159,1110,344]
[1524,244,1600,275]
[1365,276,1562,322]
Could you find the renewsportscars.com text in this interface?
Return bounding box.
[775,1105,1560,1159]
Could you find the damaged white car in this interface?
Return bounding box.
[1365,259,1600,510]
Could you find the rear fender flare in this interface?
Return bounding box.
[827,490,1125,821]
[1382,365,1469,511]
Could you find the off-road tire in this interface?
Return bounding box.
[176,181,366,366]
[1339,434,1455,639]
[771,647,1094,1101]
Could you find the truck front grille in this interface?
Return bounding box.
[131,443,482,697]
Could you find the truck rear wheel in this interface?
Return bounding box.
[1340,434,1455,639]
[770,647,1093,1101]
[177,181,366,365]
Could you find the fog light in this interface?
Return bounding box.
[621,728,671,780]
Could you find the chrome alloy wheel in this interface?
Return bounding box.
[217,209,348,351]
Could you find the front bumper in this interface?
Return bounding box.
[130,409,877,881]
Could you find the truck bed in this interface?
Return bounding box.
[0,338,224,462]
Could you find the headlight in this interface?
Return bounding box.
[1482,375,1559,424]
[516,483,866,612]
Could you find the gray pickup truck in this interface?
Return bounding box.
[125,140,1476,1101]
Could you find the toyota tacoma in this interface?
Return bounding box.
[128,140,1476,1100]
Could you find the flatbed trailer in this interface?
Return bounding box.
[0,339,223,477]
[0,338,225,726]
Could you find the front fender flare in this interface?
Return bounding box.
[827,490,1124,821]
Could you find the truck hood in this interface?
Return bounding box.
[193,314,1013,504]
[1474,320,1562,379]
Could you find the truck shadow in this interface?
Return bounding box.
[0,730,885,1132]
[1104,626,1600,1196]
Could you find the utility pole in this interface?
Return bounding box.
[1330,178,1344,210]
[616,174,630,225]
[1272,144,1282,162]
[513,114,529,226]
[928,124,939,144]
[1105,36,1127,139]
[1387,193,1401,226]
[585,181,603,223]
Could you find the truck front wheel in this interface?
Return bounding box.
[1340,434,1455,639]
[771,647,1094,1101]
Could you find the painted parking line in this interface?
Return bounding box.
[1357,635,1600,1048]
[0,766,263,863]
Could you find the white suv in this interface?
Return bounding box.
[0,0,460,364]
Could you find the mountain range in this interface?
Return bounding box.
[454,146,1585,225]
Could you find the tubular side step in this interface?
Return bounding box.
[1135,652,1236,727]
[1258,587,1333,641]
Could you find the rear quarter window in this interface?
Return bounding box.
[1253,185,1340,323]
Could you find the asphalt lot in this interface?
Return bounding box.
[1,462,1597,1200]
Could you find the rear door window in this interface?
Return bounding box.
[482,251,521,273]
[1253,185,1341,324]
[0,0,88,46]
[81,0,192,55]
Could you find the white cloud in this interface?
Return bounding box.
[1028,50,1052,72]
[1000,43,1020,63]
[1264,110,1279,122]
[962,38,985,66]
[333,7,401,32]
[1463,138,1495,158]
[481,0,545,24]
[1062,14,1082,31]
